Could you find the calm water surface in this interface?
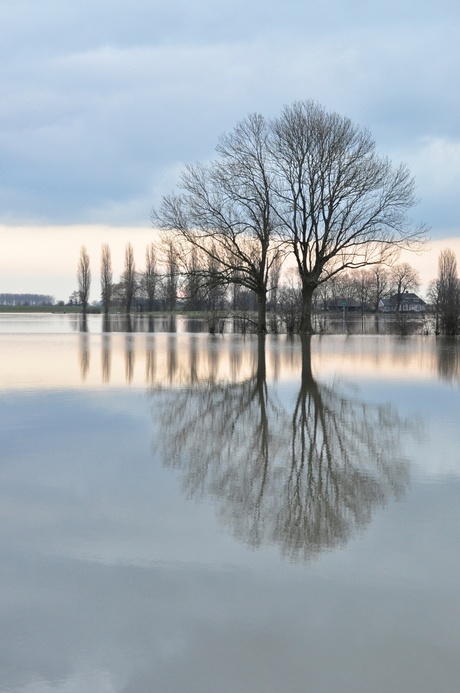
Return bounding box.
[1,315,459,692]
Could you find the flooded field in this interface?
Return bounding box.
[1,315,459,692]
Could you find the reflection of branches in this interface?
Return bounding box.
[154,336,415,562]
[157,337,286,545]
[277,336,409,560]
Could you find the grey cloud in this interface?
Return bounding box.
[1,0,459,231]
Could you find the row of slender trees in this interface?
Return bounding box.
[76,239,266,318]
[76,241,180,315]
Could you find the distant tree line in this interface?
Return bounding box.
[74,237,460,336]
[75,240,429,328]
[0,293,55,306]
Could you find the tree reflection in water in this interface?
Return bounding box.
[282,336,409,559]
[155,335,414,562]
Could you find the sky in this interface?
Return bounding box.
[1,0,460,301]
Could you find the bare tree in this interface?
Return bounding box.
[100,243,112,315]
[321,271,354,308]
[121,242,136,313]
[142,242,159,312]
[77,245,91,315]
[435,249,460,335]
[277,268,302,334]
[270,100,427,332]
[268,252,282,311]
[181,245,206,311]
[153,101,426,333]
[153,113,283,333]
[368,265,390,312]
[350,269,372,313]
[161,237,179,311]
[390,262,420,311]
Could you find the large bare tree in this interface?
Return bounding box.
[154,100,426,334]
[153,113,283,333]
[77,245,91,315]
[270,100,427,332]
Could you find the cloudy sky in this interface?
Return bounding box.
[1,0,460,300]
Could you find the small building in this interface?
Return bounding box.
[385,292,426,312]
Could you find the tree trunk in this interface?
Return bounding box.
[300,334,313,382]
[299,283,316,334]
[256,333,266,388]
[257,291,267,333]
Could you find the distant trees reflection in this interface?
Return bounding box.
[154,335,414,561]
[77,323,460,398]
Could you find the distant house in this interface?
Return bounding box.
[382,292,426,312]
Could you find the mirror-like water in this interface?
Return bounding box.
[1,318,459,692]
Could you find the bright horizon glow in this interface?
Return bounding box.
[1,225,159,302]
[2,224,460,303]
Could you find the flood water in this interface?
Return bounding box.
[1,314,460,692]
